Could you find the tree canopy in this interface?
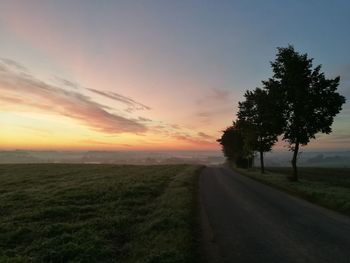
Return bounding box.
[219,45,345,181]
[217,122,253,168]
[237,85,283,173]
[266,45,345,180]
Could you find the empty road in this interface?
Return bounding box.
[200,166,350,263]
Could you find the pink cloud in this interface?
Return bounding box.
[0,59,147,134]
[173,133,216,146]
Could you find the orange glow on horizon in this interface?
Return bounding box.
[0,1,348,152]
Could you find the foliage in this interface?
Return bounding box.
[217,124,243,162]
[217,123,253,168]
[220,45,345,180]
[0,164,202,263]
[265,45,345,180]
[237,85,284,173]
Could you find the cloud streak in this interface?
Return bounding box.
[0,59,147,134]
[172,133,216,146]
[87,88,151,112]
[194,88,236,125]
[197,131,214,140]
[0,58,219,149]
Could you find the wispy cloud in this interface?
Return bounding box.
[79,139,112,145]
[197,131,214,140]
[172,133,215,145]
[0,58,28,72]
[146,120,216,146]
[138,116,152,122]
[195,88,235,124]
[87,88,151,112]
[320,133,350,143]
[0,58,147,134]
[0,58,220,149]
[55,77,80,89]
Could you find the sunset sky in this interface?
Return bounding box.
[0,0,349,151]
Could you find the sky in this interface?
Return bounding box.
[0,0,349,152]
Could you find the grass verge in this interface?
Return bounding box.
[230,165,350,216]
[0,164,203,262]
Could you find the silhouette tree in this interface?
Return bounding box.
[236,119,256,168]
[217,122,253,168]
[266,45,345,181]
[238,85,283,173]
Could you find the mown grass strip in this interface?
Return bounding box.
[126,165,204,263]
[231,165,350,216]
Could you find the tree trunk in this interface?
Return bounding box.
[260,150,265,174]
[290,140,300,181]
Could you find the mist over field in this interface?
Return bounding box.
[261,151,350,168]
[0,150,224,165]
[1,150,350,167]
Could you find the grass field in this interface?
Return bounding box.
[234,166,350,216]
[0,164,203,262]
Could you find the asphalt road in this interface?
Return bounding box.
[200,166,350,263]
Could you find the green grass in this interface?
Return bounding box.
[232,166,350,216]
[0,164,203,262]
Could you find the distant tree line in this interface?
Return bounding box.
[218,45,345,181]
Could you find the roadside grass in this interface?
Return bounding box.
[0,164,203,262]
[232,165,350,216]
